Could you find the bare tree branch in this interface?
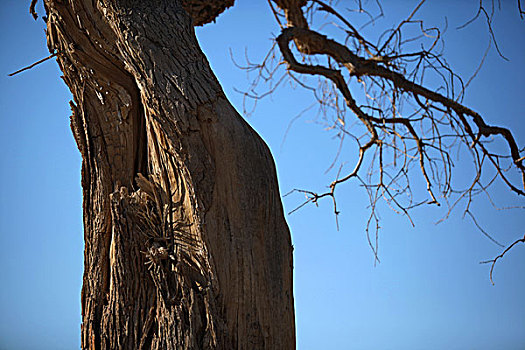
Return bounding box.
[233,0,524,267]
[481,234,525,285]
[29,0,38,20]
[8,53,57,77]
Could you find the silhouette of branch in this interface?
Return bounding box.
[8,53,57,77]
[30,0,39,20]
[236,1,524,264]
[480,234,525,285]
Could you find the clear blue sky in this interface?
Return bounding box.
[1,1,524,349]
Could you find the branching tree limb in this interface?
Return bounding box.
[236,0,524,258]
[481,234,525,285]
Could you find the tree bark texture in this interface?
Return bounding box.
[43,0,295,348]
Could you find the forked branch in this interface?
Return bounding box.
[241,0,525,258]
[481,234,525,285]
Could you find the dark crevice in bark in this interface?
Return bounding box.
[132,95,149,185]
[45,1,157,346]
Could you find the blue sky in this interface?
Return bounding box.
[1,1,524,349]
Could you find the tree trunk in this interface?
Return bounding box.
[44,0,295,348]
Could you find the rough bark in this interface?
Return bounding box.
[43,0,295,348]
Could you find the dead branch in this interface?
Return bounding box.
[30,0,38,20]
[234,1,524,265]
[8,53,57,77]
[480,234,525,285]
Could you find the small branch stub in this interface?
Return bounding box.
[8,53,57,77]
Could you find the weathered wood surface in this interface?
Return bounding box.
[44,0,295,348]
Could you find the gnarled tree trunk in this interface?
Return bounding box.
[43,0,295,348]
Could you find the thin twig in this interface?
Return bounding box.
[480,234,525,285]
[8,53,57,77]
[465,210,504,247]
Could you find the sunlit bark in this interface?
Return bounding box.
[44,0,295,348]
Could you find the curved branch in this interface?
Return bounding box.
[29,0,38,20]
[481,234,525,285]
[277,25,524,195]
[265,1,524,266]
